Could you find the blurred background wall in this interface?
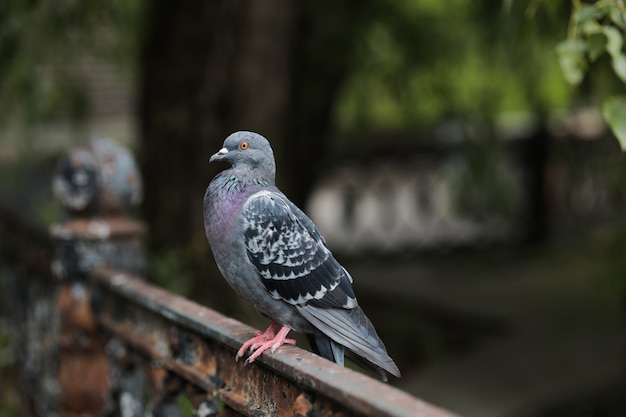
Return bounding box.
[0,1,624,416]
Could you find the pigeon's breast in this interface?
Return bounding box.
[204,184,249,248]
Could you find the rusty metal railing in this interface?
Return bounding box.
[91,266,457,417]
[2,139,460,417]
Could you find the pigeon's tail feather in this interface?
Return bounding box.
[307,334,344,366]
[297,305,401,379]
[344,348,389,381]
[308,333,388,381]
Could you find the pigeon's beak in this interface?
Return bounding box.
[209,147,229,163]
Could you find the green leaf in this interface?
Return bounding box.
[556,40,588,85]
[581,19,603,35]
[603,26,623,57]
[587,33,607,61]
[603,96,626,151]
[574,4,603,23]
[595,0,617,7]
[611,53,626,82]
[609,7,626,29]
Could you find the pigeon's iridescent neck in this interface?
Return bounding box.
[209,171,271,198]
[204,171,270,245]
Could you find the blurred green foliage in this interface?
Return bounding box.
[0,0,589,138]
[0,0,142,127]
[557,0,626,149]
[2,0,624,150]
[336,0,573,131]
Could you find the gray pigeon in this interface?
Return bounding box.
[204,131,400,380]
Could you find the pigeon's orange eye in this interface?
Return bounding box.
[239,141,249,150]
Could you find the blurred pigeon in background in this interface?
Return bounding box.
[204,131,400,380]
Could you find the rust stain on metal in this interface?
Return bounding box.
[147,366,168,402]
[59,283,97,335]
[57,280,111,416]
[192,333,219,379]
[58,348,110,413]
[293,392,313,417]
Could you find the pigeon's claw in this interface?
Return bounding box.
[236,327,274,361]
[236,331,261,358]
[237,322,295,365]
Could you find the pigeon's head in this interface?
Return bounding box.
[210,131,276,180]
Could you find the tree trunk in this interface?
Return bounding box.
[520,126,550,243]
[139,0,294,253]
[281,1,375,207]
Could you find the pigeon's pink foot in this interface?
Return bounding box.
[236,321,295,364]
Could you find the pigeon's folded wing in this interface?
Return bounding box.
[242,189,356,310]
[242,189,401,378]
